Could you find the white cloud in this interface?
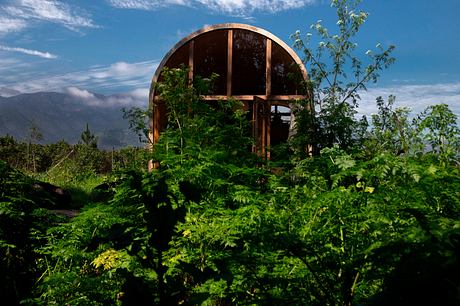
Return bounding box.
[0,16,27,34]
[358,82,460,119]
[197,0,313,14]
[107,0,316,15]
[106,90,149,107]
[0,0,96,32]
[0,45,57,58]
[90,61,151,79]
[128,88,149,100]
[107,0,184,10]
[64,86,147,107]
[66,86,95,99]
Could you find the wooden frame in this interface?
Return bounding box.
[148,23,311,167]
[227,29,233,96]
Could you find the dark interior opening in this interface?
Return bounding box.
[270,104,290,146]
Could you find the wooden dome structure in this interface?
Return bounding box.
[149,23,310,159]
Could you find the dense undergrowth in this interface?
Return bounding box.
[2,70,459,305]
[2,126,459,305]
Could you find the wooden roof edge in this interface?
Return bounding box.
[148,23,309,108]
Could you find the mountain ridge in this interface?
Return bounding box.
[0,90,145,149]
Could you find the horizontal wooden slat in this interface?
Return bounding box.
[201,95,307,101]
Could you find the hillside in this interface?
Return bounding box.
[0,90,144,149]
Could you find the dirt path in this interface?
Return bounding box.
[49,209,79,218]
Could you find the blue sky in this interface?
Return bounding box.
[0,0,459,116]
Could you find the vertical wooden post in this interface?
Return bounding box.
[188,40,194,83]
[254,96,268,157]
[252,101,258,153]
[261,103,266,157]
[187,40,195,115]
[265,39,272,159]
[149,88,155,144]
[266,39,272,97]
[227,29,233,97]
[266,102,271,159]
[153,103,161,144]
[149,101,162,171]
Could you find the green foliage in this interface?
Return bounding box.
[6,133,459,305]
[269,148,460,304]
[18,64,459,306]
[0,161,65,304]
[122,106,151,144]
[416,104,460,166]
[154,66,223,154]
[364,99,460,166]
[0,136,149,176]
[34,170,191,305]
[0,135,27,169]
[112,146,150,171]
[364,95,415,157]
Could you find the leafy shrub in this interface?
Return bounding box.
[0,161,65,304]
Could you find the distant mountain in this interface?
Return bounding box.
[0,90,146,149]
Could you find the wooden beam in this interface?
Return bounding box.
[203,95,258,101]
[188,40,194,82]
[227,29,233,96]
[200,94,307,101]
[153,105,159,144]
[254,96,267,158]
[273,101,290,107]
[269,95,306,100]
[266,39,272,97]
[252,101,257,153]
[266,101,271,160]
[261,102,266,157]
[265,39,272,159]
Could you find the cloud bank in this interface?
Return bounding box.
[358,82,460,119]
[65,86,148,107]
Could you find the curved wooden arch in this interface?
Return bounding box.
[149,23,308,105]
[148,24,311,169]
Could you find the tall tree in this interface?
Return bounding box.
[27,121,43,172]
[80,123,98,148]
[291,0,395,154]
